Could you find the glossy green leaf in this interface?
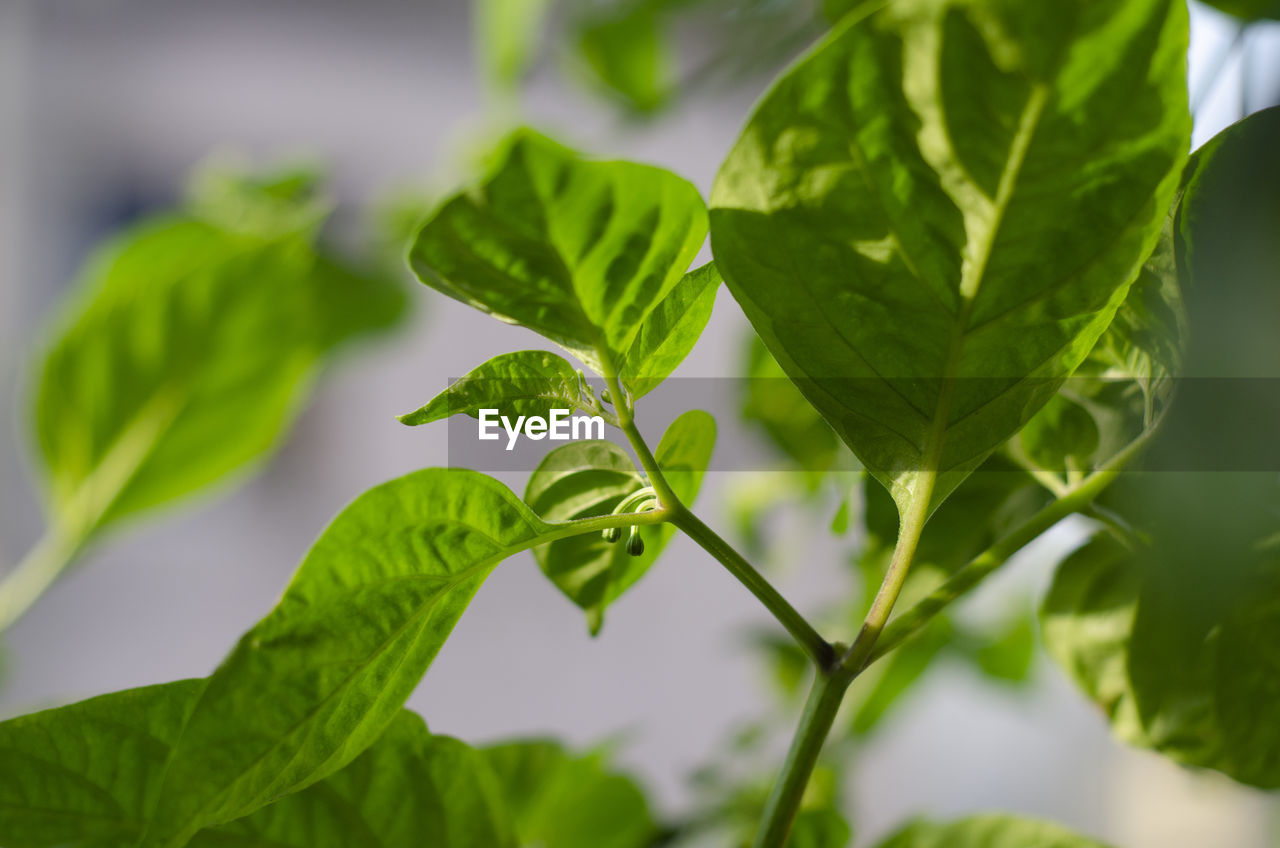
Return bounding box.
[32,194,403,540]
[573,1,671,114]
[875,814,1112,848]
[409,130,707,379]
[525,410,715,633]
[475,0,551,90]
[195,712,515,848]
[482,740,657,848]
[710,0,1190,518]
[398,350,602,426]
[616,262,721,398]
[137,469,574,846]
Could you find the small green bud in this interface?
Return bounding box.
[602,526,622,543]
[626,527,645,557]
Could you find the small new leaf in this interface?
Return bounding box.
[525,410,715,634]
[409,130,707,382]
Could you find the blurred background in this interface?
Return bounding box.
[2,1,1279,845]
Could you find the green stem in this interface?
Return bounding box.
[752,672,849,848]
[0,531,86,631]
[672,508,833,669]
[865,459,1131,668]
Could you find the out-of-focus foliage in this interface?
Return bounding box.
[32,165,404,540]
[1200,0,1280,20]
[1042,108,1280,789]
[875,814,1112,848]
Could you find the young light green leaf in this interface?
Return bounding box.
[710,0,1190,518]
[616,261,721,398]
[33,201,403,541]
[525,410,716,634]
[482,740,658,848]
[137,469,568,846]
[875,814,1112,848]
[0,679,203,848]
[398,350,603,426]
[408,129,707,379]
[193,712,515,848]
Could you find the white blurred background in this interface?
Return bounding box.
[1,1,1278,844]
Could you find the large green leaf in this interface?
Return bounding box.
[525,410,716,633]
[710,0,1190,518]
[482,740,657,848]
[194,712,514,848]
[0,686,513,848]
[742,334,840,481]
[135,469,587,846]
[1010,207,1185,481]
[398,350,604,426]
[32,187,403,539]
[874,814,1111,848]
[0,679,201,848]
[409,130,707,383]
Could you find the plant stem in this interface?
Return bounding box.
[601,367,831,667]
[0,531,85,632]
[865,459,1132,667]
[672,508,833,669]
[752,671,849,848]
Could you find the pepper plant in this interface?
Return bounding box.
[3,0,1280,846]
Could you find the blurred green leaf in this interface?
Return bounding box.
[875,814,1112,848]
[482,740,658,848]
[572,0,672,114]
[525,410,715,633]
[32,176,403,541]
[961,608,1037,684]
[475,0,552,90]
[711,0,1191,519]
[789,807,853,848]
[409,129,706,380]
[399,350,599,426]
[742,334,840,483]
[1200,0,1280,20]
[849,617,952,735]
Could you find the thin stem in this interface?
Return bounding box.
[866,462,1127,667]
[672,508,833,669]
[604,371,682,510]
[0,531,85,631]
[752,672,849,848]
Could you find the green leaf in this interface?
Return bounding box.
[482,740,657,848]
[1200,0,1280,21]
[474,0,551,90]
[616,262,721,398]
[789,807,853,848]
[710,0,1190,519]
[0,687,514,848]
[409,129,707,380]
[965,609,1036,684]
[742,334,840,482]
[137,469,570,845]
[874,814,1112,848]
[32,195,403,540]
[398,350,602,426]
[194,712,515,848]
[0,679,202,848]
[1010,213,1184,479]
[572,1,672,114]
[525,410,715,633]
